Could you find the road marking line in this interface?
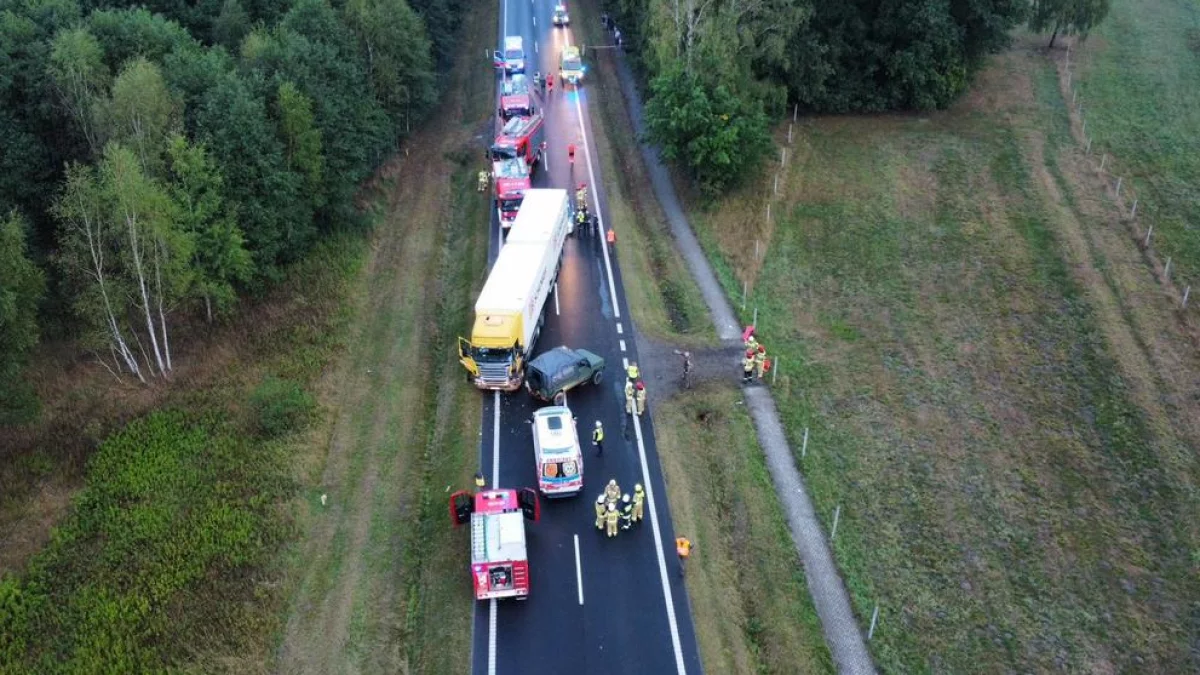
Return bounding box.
[532,15,536,26]
[488,390,500,675]
[619,339,626,352]
[563,32,621,320]
[616,322,623,334]
[622,357,629,371]
[554,282,560,315]
[535,41,538,54]
[488,598,498,675]
[632,412,687,674]
[574,534,584,605]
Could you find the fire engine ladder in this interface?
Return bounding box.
[471,515,487,563]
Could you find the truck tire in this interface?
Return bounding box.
[591,370,603,385]
[553,390,566,406]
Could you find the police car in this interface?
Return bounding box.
[552,3,569,26]
[531,406,583,496]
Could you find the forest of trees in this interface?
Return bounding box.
[0,0,461,421]
[626,0,1111,192]
[0,0,1113,420]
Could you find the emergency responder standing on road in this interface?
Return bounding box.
[619,494,634,531]
[474,472,486,489]
[567,143,575,165]
[477,170,489,192]
[635,381,647,416]
[742,350,756,382]
[633,483,645,522]
[576,183,588,211]
[605,503,620,537]
[626,361,640,381]
[594,494,606,530]
[624,378,636,415]
[604,478,621,506]
[754,344,767,380]
[592,420,604,456]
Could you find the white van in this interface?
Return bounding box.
[531,406,583,497]
[499,36,525,74]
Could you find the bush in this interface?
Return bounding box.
[249,375,315,438]
[643,68,773,195]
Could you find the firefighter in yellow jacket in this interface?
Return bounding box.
[624,378,636,415]
[632,483,645,522]
[594,494,606,530]
[604,478,621,506]
[742,350,755,382]
[634,380,647,416]
[754,344,767,379]
[605,503,620,537]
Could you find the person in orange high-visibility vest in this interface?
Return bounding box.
[676,536,693,575]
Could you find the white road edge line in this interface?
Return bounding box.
[563,29,686,674]
[632,412,687,674]
[619,339,626,352]
[488,390,501,675]
[554,282,560,315]
[563,32,622,320]
[574,534,584,605]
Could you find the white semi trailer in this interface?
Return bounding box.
[458,189,570,391]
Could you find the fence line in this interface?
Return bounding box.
[1061,40,1196,312]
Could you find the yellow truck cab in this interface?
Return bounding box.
[559,46,584,86]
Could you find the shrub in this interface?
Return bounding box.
[249,375,315,438]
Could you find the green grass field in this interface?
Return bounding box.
[687,33,1200,673]
[1070,0,1200,286]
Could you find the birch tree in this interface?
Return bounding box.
[48,27,110,158]
[95,58,179,177]
[53,162,144,381]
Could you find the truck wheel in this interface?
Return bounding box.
[591,370,603,385]
[553,390,566,406]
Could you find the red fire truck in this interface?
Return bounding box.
[499,74,536,119]
[490,114,545,172]
[449,488,540,600]
[492,156,531,228]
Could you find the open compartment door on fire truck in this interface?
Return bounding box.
[449,490,474,525]
[458,337,479,377]
[518,487,540,522]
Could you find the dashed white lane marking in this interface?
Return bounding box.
[532,15,536,26]
[619,339,626,352]
[622,357,629,372]
[631,412,687,674]
[554,282,560,315]
[616,322,623,335]
[488,390,500,675]
[574,534,584,605]
[563,31,621,320]
[535,41,538,54]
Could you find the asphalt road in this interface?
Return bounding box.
[469,2,703,674]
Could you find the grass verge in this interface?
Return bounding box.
[654,385,833,674]
[576,1,833,671]
[686,37,1200,673]
[273,2,493,672]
